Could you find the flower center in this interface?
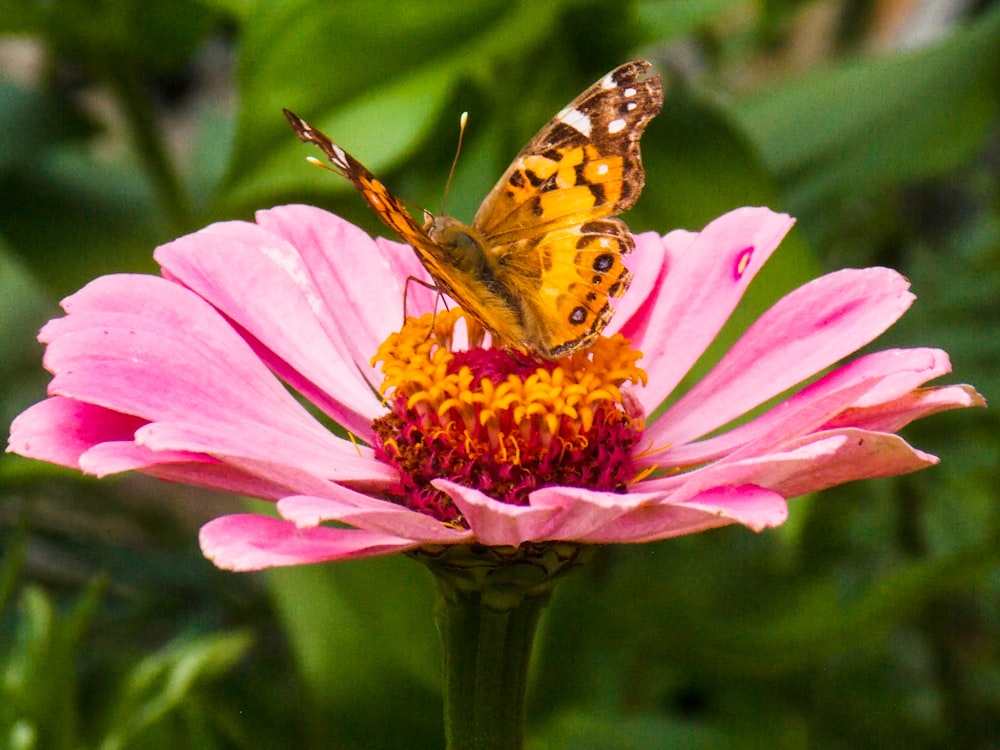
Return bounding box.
[371,310,647,526]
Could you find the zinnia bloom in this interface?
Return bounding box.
[7,205,983,570]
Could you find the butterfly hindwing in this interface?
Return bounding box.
[493,217,635,357]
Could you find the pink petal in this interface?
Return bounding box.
[130,420,391,486]
[82,444,343,502]
[647,348,952,468]
[434,480,562,547]
[7,397,376,500]
[45,275,315,429]
[80,441,209,476]
[82,422,393,494]
[646,267,915,448]
[143,459,336,501]
[580,484,789,543]
[277,492,473,544]
[435,479,787,547]
[825,383,985,433]
[618,208,796,412]
[199,514,418,571]
[256,205,438,331]
[36,274,392,486]
[642,428,937,499]
[525,485,656,541]
[754,430,938,498]
[154,212,384,439]
[8,397,146,469]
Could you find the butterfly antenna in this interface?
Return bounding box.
[440,111,468,215]
[305,156,339,175]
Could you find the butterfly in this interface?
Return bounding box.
[283,60,662,359]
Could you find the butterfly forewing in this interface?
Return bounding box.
[473,60,663,240]
[284,61,663,359]
[284,109,530,344]
[283,109,437,261]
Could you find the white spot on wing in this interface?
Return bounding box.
[626,101,637,111]
[624,87,637,97]
[596,163,609,175]
[607,118,627,134]
[600,73,616,89]
[556,106,592,137]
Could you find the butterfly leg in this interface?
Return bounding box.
[402,275,441,320]
[402,275,449,346]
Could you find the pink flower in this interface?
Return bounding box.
[7,205,983,570]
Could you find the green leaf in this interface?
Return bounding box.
[0,145,163,297]
[97,630,253,750]
[224,64,459,211]
[1,579,105,750]
[0,532,28,616]
[217,0,571,214]
[635,0,747,42]
[264,552,443,746]
[542,533,1000,695]
[0,83,90,172]
[4,0,221,72]
[532,708,807,750]
[730,7,1000,226]
[0,235,55,434]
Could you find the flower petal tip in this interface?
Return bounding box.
[199,514,417,571]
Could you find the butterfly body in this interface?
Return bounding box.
[285,60,663,358]
[424,215,529,346]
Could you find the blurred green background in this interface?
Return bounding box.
[2,1,999,748]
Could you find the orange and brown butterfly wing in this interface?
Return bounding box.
[472,61,663,356]
[283,109,437,257]
[284,109,521,344]
[474,61,663,236]
[496,218,636,357]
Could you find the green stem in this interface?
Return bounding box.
[414,543,593,750]
[106,61,194,232]
[435,579,545,749]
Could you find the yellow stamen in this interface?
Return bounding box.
[631,464,659,484]
[347,431,364,458]
[370,310,649,512]
[373,311,646,434]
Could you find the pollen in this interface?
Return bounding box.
[371,310,646,525]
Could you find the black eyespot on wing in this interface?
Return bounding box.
[592,253,614,272]
[569,306,588,325]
